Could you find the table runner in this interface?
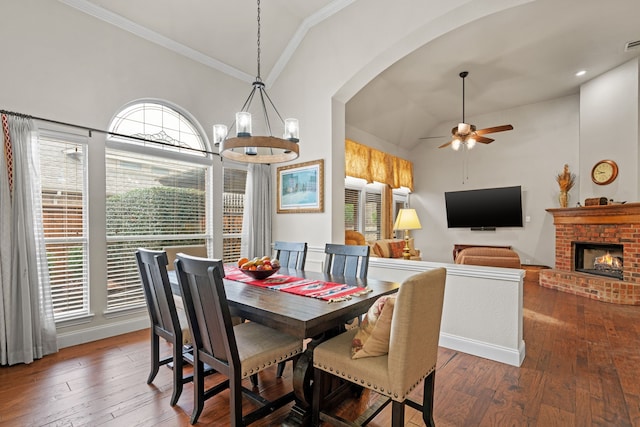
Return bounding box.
[223,266,370,302]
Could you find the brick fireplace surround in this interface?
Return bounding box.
[541,203,640,305]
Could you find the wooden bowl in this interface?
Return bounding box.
[240,267,280,280]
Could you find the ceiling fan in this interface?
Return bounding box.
[423,71,513,150]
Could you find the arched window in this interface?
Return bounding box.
[104,100,211,311]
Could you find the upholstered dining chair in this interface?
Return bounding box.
[311,267,447,427]
[174,253,303,425]
[163,244,207,271]
[135,248,195,406]
[324,243,370,279]
[273,240,308,270]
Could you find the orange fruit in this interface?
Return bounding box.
[238,257,249,267]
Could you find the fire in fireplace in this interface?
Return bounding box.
[574,242,624,280]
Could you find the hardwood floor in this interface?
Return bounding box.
[2,282,640,426]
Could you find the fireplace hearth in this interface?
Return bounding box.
[574,242,623,280]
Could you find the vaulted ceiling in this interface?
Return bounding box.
[65,0,640,150]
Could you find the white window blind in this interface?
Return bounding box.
[105,149,208,311]
[223,167,247,263]
[105,101,210,312]
[344,184,381,241]
[364,192,382,241]
[38,132,89,320]
[345,188,360,231]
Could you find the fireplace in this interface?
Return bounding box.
[542,203,640,305]
[574,242,623,280]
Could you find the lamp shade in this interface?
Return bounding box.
[393,208,422,231]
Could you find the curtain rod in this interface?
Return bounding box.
[0,108,219,157]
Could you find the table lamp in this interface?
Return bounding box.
[393,208,422,260]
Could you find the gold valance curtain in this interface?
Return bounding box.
[345,139,413,191]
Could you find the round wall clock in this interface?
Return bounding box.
[591,160,618,185]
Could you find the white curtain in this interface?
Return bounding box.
[0,115,57,365]
[241,163,272,259]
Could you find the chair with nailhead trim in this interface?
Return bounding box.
[174,253,303,425]
[311,268,447,427]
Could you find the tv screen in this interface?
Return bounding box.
[444,186,523,229]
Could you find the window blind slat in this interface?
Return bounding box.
[39,135,89,320]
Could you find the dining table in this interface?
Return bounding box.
[168,265,400,426]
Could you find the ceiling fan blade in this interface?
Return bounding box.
[419,135,446,140]
[438,140,454,149]
[476,136,494,144]
[475,124,513,135]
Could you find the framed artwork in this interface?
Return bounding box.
[277,159,324,213]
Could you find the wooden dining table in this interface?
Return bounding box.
[169,266,400,426]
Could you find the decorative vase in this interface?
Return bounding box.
[559,191,568,208]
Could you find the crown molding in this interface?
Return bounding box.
[266,0,356,87]
[59,0,355,86]
[58,0,254,83]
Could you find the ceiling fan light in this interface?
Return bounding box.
[451,139,462,151]
[466,138,476,150]
[458,122,471,134]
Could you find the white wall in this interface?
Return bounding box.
[580,58,640,202]
[270,0,531,267]
[0,0,241,343]
[408,95,579,266]
[368,258,525,366]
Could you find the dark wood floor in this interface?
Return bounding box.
[2,281,640,426]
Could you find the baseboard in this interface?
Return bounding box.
[439,332,525,367]
[56,316,149,349]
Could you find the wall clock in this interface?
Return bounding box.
[591,160,618,185]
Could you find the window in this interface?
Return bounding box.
[344,188,360,232]
[345,179,382,242]
[392,191,409,238]
[38,130,89,320]
[105,101,210,312]
[364,191,382,241]
[222,167,247,263]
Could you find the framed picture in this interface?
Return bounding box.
[277,159,324,213]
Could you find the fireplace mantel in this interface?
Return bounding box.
[546,202,640,225]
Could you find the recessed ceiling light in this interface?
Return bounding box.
[575,70,587,77]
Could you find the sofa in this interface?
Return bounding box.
[454,246,521,269]
[368,238,422,261]
[345,230,421,260]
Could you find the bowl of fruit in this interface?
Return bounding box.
[237,256,281,280]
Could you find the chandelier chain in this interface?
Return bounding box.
[256,0,261,80]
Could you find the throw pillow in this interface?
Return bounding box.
[374,241,391,258]
[389,240,405,258]
[351,295,396,359]
[369,241,381,257]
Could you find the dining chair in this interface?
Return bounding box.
[311,267,447,427]
[273,240,308,270]
[135,248,195,406]
[273,240,307,377]
[323,243,370,279]
[163,244,207,271]
[174,253,303,425]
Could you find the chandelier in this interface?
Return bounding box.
[214,0,300,164]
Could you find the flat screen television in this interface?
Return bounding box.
[444,186,523,230]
